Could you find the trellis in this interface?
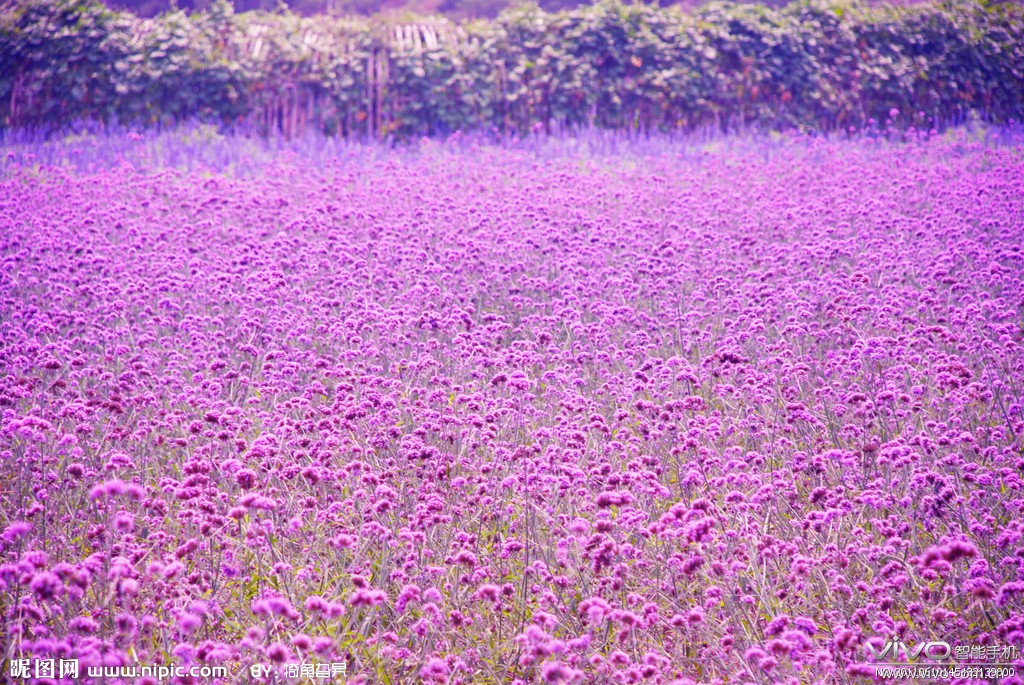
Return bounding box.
[239,19,472,138]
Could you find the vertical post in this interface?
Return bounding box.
[374,47,384,138]
[289,83,298,139]
[380,42,389,137]
[368,49,377,137]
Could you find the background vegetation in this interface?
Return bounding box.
[102,0,622,21]
[2,0,1022,138]
[100,0,933,20]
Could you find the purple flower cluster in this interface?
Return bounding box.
[1,133,1023,684]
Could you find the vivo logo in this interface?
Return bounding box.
[865,636,952,662]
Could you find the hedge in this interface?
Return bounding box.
[1,0,1022,138]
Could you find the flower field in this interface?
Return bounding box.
[2,131,1024,684]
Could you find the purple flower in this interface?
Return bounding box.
[2,522,31,542]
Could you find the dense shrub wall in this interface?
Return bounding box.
[2,0,1022,137]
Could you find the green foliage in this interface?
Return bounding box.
[2,0,1022,137]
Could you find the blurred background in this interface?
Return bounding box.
[101,0,907,20]
[6,0,1016,139]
